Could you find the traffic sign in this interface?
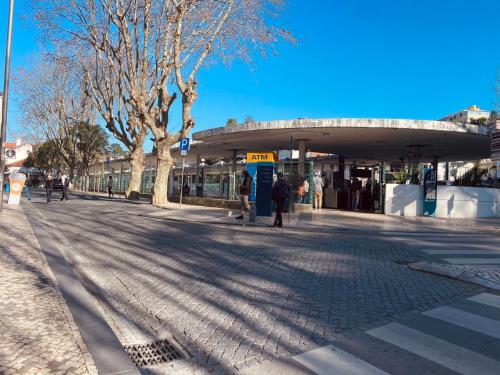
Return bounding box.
[5,148,15,159]
[180,138,190,156]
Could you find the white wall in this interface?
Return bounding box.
[385,184,423,217]
[385,183,500,218]
[436,186,500,218]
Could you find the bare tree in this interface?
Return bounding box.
[16,57,94,179]
[150,0,293,204]
[30,0,292,204]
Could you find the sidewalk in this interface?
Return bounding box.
[0,204,97,375]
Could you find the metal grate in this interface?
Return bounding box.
[124,339,184,367]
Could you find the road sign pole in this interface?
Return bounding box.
[179,156,186,208]
[0,0,15,213]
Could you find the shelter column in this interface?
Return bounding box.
[231,149,238,200]
[195,154,201,197]
[298,140,306,178]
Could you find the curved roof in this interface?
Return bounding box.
[191,118,491,162]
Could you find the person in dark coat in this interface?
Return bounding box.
[45,173,54,205]
[272,173,289,227]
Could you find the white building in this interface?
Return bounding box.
[4,138,33,174]
[440,105,492,124]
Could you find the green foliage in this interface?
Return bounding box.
[392,168,409,184]
[470,117,488,125]
[108,143,129,159]
[226,118,238,127]
[24,139,65,172]
[77,123,109,172]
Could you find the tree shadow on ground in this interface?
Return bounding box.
[22,192,481,373]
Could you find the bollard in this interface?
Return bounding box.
[249,203,257,222]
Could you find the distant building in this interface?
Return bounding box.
[441,105,493,125]
[4,138,33,174]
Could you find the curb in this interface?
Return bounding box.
[409,262,500,291]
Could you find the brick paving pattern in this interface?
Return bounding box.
[24,195,484,373]
[0,205,97,375]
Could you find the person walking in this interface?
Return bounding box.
[302,177,309,204]
[45,173,53,205]
[236,170,251,220]
[23,175,32,201]
[313,171,324,210]
[60,173,70,201]
[107,176,114,198]
[272,173,289,227]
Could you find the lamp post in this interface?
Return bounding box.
[0,0,15,213]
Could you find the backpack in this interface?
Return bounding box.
[64,178,70,187]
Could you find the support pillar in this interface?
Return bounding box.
[298,140,306,178]
[231,149,238,200]
[195,154,201,197]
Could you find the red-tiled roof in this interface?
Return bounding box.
[6,159,26,167]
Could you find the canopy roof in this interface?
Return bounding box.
[186,118,491,163]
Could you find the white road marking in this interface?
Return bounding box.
[423,249,500,255]
[443,258,500,265]
[468,293,500,309]
[423,306,500,339]
[367,323,500,375]
[292,345,389,375]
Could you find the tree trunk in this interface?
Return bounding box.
[127,146,145,200]
[152,139,173,205]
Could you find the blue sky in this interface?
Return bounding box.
[1,0,500,150]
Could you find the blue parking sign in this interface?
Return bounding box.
[180,138,190,156]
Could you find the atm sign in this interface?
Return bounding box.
[247,152,277,164]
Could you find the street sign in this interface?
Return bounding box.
[5,148,15,159]
[180,138,190,156]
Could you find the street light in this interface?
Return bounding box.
[0,0,15,213]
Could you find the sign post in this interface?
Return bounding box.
[179,138,190,207]
[423,165,437,217]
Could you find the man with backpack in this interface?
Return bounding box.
[272,173,289,227]
[236,170,252,220]
[60,172,70,201]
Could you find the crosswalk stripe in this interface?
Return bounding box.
[423,249,500,255]
[367,322,500,375]
[443,258,500,264]
[468,293,500,309]
[292,345,389,375]
[423,306,500,340]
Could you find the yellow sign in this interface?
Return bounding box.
[246,152,278,164]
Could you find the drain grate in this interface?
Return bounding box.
[124,339,184,367]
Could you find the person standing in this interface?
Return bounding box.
[45,173,53,205]
[60,172,69,201]
[107,176,114,198]
[272,173,289,227]
[302,177,309,204]
[313,172,324,210]
[23,175,32,201]
[236,170,251,220]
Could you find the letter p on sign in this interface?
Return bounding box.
[180,138,190,156]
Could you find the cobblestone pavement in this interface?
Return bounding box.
[0,204,97,375]
[457,265,500,284]
[23,192,489,374]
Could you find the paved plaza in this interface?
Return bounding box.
[5,190,495,374]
